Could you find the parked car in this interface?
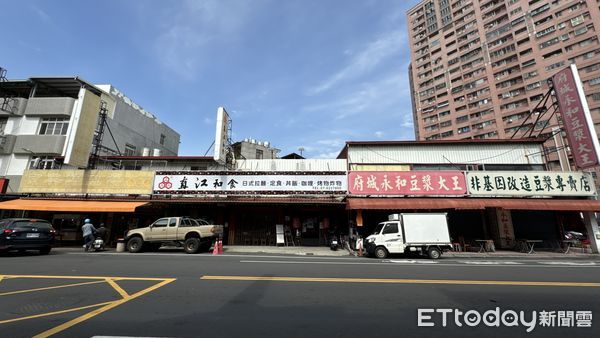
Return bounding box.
[0,218,56,255]
[125,216,223,254]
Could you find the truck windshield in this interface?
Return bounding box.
[373,222,385,234]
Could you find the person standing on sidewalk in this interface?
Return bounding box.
[82,219,97,252]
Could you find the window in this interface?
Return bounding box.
[458,126,471,134]
[0,117,7,134]
[571,15,584,27]
[383,223,399,234]
[169,218,178,227]
[39,118,69,135]
[589,77,600,86]
[152,218,169,228]
[124,144,136,156]
[160,134,166,145]
[457,115,469,123]
[256,149,263,159]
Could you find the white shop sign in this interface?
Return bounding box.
[466,171,595,197]
[154,173,347,193]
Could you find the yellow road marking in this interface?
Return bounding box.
[33,278,175,338]
[0,280,105,297]
[0,275,170,281]
[104,279,129,299]
[0,302,113,325]
[200,275,600,287]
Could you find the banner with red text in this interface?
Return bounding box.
[348,171,467,195]
[553,65,600,169]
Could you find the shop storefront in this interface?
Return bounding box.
[347,170,600,252]
[150,171,348,246]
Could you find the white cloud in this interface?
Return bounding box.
[374,131,384,138]
[304,70,407,120]
[401,114,413,129]
[29,4,51,23]
[307,30,404,95]
[153,0,257,80]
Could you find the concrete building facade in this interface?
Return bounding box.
[0,77,179,192]
[407,0,600,170]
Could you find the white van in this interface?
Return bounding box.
[364,213,452,259]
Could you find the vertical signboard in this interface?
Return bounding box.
[213,107,230,164]
[553,65,600,169]
[63,88,100,168]
[496,209,515,249]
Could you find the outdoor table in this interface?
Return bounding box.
[475,239,493,253]
[517,239,543,254]
[561,239,579,254]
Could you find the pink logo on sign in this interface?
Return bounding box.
[157,176,173,189]
[348,171,467,195]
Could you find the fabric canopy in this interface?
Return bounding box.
[347,198,600,211]
[0,199,149,212]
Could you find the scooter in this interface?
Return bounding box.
[330,234,339,251]
[91,237,105,252]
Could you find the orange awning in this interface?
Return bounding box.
[0,199,149,212]
[347,198,600,211]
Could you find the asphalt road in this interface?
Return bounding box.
[1,249,600,337]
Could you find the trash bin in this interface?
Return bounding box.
[116,238,126,253]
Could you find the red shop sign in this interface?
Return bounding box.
[553,65,600,169]
[348,171,467,196]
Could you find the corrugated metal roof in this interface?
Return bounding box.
[346,143,543,165]
[235,159,347,172]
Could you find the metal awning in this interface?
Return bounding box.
[0,199,149,212]
[347,198,600,211]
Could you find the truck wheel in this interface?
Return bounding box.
[428,247,441,259]
[127,237,144,253]
[374,246,388,259]
[184,238,200,254]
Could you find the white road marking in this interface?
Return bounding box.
[463,261,523,265]
[67,252,360,261]
[238,260,600,268]
[240,260,394,265]
[389,259,438,264]
[67,252,600,268]
[540,261,598,266]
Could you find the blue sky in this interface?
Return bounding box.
[1,0,418,158]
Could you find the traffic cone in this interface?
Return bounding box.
[358,238,363,257]
[218,238,224,254]
[212,239,220,255]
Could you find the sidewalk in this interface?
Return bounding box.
[222,245,352,257]
[444,249,599,259]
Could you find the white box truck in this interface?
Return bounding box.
[364,213,452,259]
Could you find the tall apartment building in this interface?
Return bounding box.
[0,76,180,191]
[408,0,600,170]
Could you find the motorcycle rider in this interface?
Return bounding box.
[82,219,97,252]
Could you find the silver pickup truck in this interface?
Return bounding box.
[125,216,223,254]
